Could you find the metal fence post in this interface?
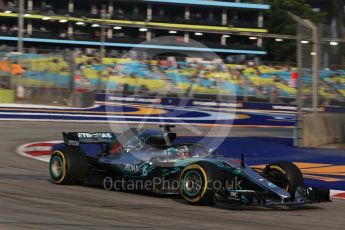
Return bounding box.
[294,24,303,147]
[17,0,24,53]
[304,20,319,113]
[67,51,76,94]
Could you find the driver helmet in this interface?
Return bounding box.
[176,146,190,158]
[167,147,178,156]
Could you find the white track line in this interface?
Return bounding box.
[0,111,234,120]
[0,118,293,129]
[0,103,99,110]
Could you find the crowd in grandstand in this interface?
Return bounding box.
[1,47,344,106]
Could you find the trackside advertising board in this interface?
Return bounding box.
[97,94,345,113]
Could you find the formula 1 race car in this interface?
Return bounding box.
[49,125,330,206]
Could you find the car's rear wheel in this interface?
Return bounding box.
[49,148,88,185]
[179,162,221,205]
[263,161,304,201]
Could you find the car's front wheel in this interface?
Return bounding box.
[179,162,221,205]
[49,148,88,185]
[263,161,304,201]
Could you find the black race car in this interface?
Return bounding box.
[50,125,330,206]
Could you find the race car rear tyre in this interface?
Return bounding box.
[49,148,88,185]
[179,162,222,205]
[264,161,304,201]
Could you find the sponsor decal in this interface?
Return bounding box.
[192,100,243,108]
[124,164,141,173]
[107,95,161,104]
[272,105,325,112]
[141,165,149,177]
[267,181,277,188]
[67,140,79,147]
[272,105,298,111]
[78,132,114,139]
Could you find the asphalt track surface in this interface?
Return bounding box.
[0,121,344,230]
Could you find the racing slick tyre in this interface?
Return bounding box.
[179,162,222,206]
[264,161,304,201]
[49,148,88,185]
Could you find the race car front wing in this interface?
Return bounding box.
[225,186,330,206]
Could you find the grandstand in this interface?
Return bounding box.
[0,0,344,106]
[1,52,344,105]
[0,0,268,57]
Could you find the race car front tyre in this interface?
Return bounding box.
[49,148,88,185]
[179,162,221,205]
[264,161,304,201]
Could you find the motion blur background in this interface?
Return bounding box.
[0,0,344,105]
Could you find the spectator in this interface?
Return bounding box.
[1,24,7,33]
[11,61,25,75]
[94,30,101,38]
[10,25,18,34]
[7,1,15,8]
[122,83,129,95]
[59,31,67,38]
[139,84,149,93]
[0,81,5,89]
[91,5,98,16]
[117,8,124,19]
[194,13,202,20]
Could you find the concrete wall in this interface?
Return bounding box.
[301,113,345,147]
[69,91,95,108]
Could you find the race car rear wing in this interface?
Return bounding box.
[63,132,116,147]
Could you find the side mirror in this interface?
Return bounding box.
[208,148,219,156]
